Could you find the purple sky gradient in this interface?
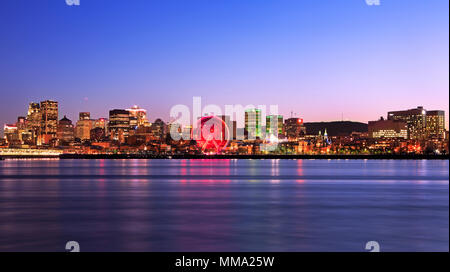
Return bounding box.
[0,0,448,132]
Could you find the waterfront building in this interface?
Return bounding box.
[426,110,445,139]
[75,112,93,141]
[15,116,32,145]
[3,124,19,145]
[284,118,306,139]
[368,118,408,139]
[26,102,41,143]
[387,106,427,140]
[127,105,149,128]
[57,116,74,145]
[150,118,167,141]
[109,109,130,142]
[93,118,109,136]
[39,100,58,145]
[244,108,262,140]
[90,127,106,142]
[266,115,283,138]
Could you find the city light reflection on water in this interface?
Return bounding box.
[0,159,448,251]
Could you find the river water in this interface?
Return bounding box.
[0,159,448,251]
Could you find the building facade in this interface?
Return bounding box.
[26,102,41,143]
[387,106,427,140]
[284,118,305,139]
[127,105,149,128]
[40,100,58,145]
[109,109,130,142]
[368,119,408,139]
[57,116,75,144]
[426,110,445,139]
[266,115,283,138]
[244,108,262,140]
[75,112,93,141]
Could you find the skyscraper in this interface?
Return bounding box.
[387,106,427,140]
[40,100,58,145]
[26,102,41,144]
[426,110,445,139]
[244,108,262,140]
[266,115,283,138]
[109,109,130,142]
[127,105,149,128]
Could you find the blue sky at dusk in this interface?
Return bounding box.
[0,0,448,130]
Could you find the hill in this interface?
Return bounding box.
[304,121,368,136]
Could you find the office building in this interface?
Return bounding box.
[244,108,262,140]
[266,115,283,138]
[368,118,408,139]
[75,112,93,141]
[40,100,58,144]
[26,102,41,144]
[57,116,75,144]
[284,118,305,139]
[426,110,445,139]
[109,109,130,142]
[127,105,149,128]
[387,106,427,139]
[3,124,19,145]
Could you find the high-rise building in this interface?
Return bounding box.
[284,118,305,139]
[109,109,130,142]
[266,115,283,138]
[127,105,149,128]
[426,110,445,139]
[40,100,58,144]
[387,106,427,140]
[26,102,41,144]
[57,116,74,144]
[75,112,93,141]
[368,118,408,139]
[244,109,262,140]
[16,117,33,145]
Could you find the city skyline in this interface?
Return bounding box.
[3,98,447,129]
[0,1,449,131]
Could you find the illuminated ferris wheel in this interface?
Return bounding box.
[192,116,230,154]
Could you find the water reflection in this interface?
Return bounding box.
[0,159,448,251]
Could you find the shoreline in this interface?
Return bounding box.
[1,154,449,160]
